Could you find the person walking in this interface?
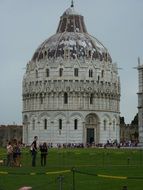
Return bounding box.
[13,141,21,167]
[6,141,13,167]
[30,136,38,167]
[40,142,48,166]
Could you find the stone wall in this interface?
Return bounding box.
[0,125,22,147]
[120,124,138,144]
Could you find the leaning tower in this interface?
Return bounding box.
[137,58,143,146]
[22,3,120,146]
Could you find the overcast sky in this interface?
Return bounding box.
[0,0,143,125]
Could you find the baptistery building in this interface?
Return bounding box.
[22,3,120,146]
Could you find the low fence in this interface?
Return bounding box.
[0,168,143,190]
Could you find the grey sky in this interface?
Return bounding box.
[0,0,142,124]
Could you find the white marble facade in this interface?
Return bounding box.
[137,61,143,146]
[22,4,120,146]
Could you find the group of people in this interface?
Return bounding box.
[30,136,48,167]
[6,140,21,167]
[6,136,48,167]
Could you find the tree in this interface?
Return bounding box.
[131,113,138,125]
[120,117,125,124]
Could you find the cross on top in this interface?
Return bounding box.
[71,0,74,8]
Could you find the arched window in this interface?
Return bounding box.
[46,69,49,77]
[111,72,113,80]
[59,68,63,77]
[44,119,47,130]
[64,92,68,104]
[89,50,91,57]
[113,120,115,131]
[44,51,47,56]
[32,119,35,130]
[40,94,43,104]
[59,119,62,130]
[74,68,78,77]
[36,70,38,78]
[74,119,78,130]
[101,70,104,78]
[103,120,107,131]
[97,75,100,82]
[90,94,94,104]
[89,69,93,78]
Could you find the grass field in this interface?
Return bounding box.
[0,147,143,190]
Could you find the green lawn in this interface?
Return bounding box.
[0,148,143,190]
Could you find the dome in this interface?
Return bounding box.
[32,4,112,63]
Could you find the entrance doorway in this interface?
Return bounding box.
[85,113,99,145]
[87,128,94,144]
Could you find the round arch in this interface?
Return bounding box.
[84,113,100,145]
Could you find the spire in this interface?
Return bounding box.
[138,57,141,66]
[71,0,74,8]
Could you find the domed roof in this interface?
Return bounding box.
[32,3,112,63]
